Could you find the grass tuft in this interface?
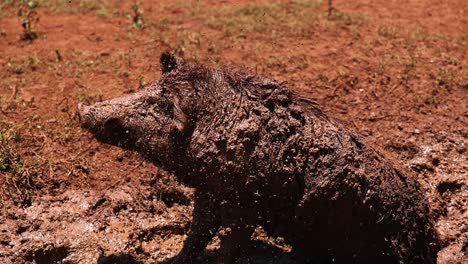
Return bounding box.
[0,124,34,208]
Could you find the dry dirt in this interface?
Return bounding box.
[0,0,466,263]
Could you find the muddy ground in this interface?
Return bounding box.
[0,0,466,263]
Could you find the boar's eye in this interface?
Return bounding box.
[145,96,158,105]
[158,99,174,116]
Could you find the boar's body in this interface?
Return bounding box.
[80,53,440,264]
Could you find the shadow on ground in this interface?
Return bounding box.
[100,240,297,264]
[97,253,143,264]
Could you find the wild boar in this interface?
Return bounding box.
[79,52,440,264]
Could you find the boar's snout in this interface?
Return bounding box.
[78,103,93,129]
[78,102,119,131]
[78,101,130,145]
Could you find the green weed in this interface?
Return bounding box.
[17,0,118,16]
[128,1,145,29]
[0,124,34,207]
[17,0,39,41]
[76,84,102,105]
[7,55,42,74]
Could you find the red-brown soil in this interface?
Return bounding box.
[0,0,466,263]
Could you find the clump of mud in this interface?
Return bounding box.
[0,170,194,264]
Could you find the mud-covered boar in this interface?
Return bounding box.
[79,53,440,263]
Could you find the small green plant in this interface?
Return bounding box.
[401,52,417,82]
[7,54,41,74]
[136,75,145,89]
[17,0,39,41]
[434,69,455,88]
[0,125,34,207]
[76,84,102,105]
[129,1,144,29]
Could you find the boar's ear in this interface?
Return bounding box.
[160,52,183,74]
[172,96,191,135]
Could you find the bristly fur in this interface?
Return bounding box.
[81,53,441,264]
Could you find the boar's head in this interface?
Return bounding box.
[79,52,197,172]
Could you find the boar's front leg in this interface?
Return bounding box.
[216,210,256,264]
[164,191,220,264]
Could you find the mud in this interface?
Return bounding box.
[1,170,192,264]
[0,0,466,263]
